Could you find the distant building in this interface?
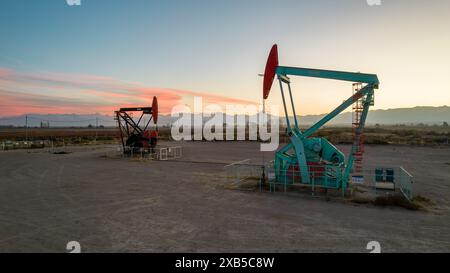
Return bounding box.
[40,121,50,128]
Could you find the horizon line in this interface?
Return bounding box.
[0,105,448,120]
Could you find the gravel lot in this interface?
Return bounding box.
[0,142,449,252]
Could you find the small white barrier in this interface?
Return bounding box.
[155,146,182,161]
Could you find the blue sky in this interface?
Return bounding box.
[0,0,449,116]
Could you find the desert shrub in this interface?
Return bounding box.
[374,195,436,211]
[374,195,420,210]
[365,138,389,145]
[411,195,436,208]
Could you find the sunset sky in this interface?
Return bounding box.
[0,0,449,117]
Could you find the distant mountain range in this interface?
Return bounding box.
[0,106,448,127]
[296,106,450,126]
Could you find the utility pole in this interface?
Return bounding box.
[25,115,28,142]
[258,73,266,189]
[95,117,98,144]
[25,115,29,151]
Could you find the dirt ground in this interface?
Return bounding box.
[0,142,449,253]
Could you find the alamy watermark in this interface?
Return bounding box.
[66,241,81,253]
[66,0,81,6]
[367,241,381,253]
[366,0,381,6]
[65,1,380,7]
[170,97,280,152]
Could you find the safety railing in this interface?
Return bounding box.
[155,146,182,161]
[266,164,346,196]
[224,159,263,186]
[224,161,414,200]
[399,167,414,201]
[350,166,414,201]
[122,146,183,161]
[1,140,47,150]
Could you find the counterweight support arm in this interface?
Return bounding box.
[302,84,375,138]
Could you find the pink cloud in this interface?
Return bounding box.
[0,67,256,117]
[0,68,11,78]
[81,89,134,99]
[0,92,86,116]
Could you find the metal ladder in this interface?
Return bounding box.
[352,83,365,175]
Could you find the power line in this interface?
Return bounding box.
[0,115,119,128]
[26,116,98,123]
[0,117,23,121]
